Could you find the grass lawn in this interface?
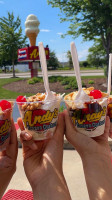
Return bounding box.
[0,78,33,99]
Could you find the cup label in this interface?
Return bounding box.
[23,108,58,132]
[70,102,106,131]
[0,119,11,145]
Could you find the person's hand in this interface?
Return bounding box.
[64,110,111,160]
[64,110,112,200]
[0,120,18,198]
[17,113,71,200]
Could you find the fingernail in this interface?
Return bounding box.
[24,132,31,140]
[31,143,38,150]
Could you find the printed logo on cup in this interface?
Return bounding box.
[23,108,58,132]
[0,119,11,145]
[70,102,106,131]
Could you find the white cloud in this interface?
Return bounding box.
[57,32,63,35]
[56,48,89,62]
[56,52,68,62]
[0,1,4,3]
[78,49,89,61]
[40,29,51,32]
[49,39,55,43]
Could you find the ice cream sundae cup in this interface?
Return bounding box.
[0,100,14,151]
[16,93,61,140]
[64,87,108,137]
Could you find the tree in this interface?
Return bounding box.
[87,38,107,69]
[47,50,60,70]
[79,61,89,68]
[47,0,112,69]
[0,12,27,77]
[67,50,73,69]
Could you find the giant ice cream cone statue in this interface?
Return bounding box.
[25,14,40,46]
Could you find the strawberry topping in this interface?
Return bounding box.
[16,96,26,104]
[90,90,102,99]
[0,100,11,111]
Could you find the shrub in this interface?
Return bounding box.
[64,85,71,89]
[61,77,72,85]
[33,77,43,83]
[28,79,35,84]
[64,79,86,90]
[69,79,78,89]
[49,76,57,83]
[88,80,94,84]
[61,79,69,85]
[57,76,63,82]
[27,77,43,84]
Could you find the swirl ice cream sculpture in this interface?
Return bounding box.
[25,14,40,46]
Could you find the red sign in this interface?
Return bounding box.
[18,46,49,62]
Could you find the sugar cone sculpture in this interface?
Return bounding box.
[25,14,40,46]
[26,33,37,46]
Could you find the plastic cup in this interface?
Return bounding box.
[0,104,13,151]
[64,97,108,137]
[17,97,61,140]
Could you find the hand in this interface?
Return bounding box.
[64,110,112,200]
[0,120,18,198]
[17,113,71,200]
[64,110,111,160]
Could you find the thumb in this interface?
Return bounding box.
[53,112,65,144]
[64,109,80,146]
[17,117,25,131]
[64,109,76,137]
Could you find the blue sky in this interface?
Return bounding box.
[0,0,93,62]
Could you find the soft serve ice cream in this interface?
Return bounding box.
[16,93,61,140]
[25,14,40,46]
[64,87,108,137]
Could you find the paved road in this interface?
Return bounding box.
[0,69,104,78]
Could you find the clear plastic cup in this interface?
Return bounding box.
[17,97,61,140]
[0,104,13,151]
[65,97,108,137]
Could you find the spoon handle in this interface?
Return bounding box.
[39,42,50,94]
[107,53,112,95]
[71,42,82,90]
